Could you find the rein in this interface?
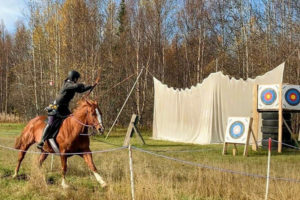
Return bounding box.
[70,114,101,128]
[70,114,99,136]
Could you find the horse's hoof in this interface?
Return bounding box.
[62,183,70,189]
[61,179,70,189]
[101,182,107,188]
[12,173,17,179]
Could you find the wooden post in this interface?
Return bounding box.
[50,154,54,171]
[252,84,259,151]
[128,145,135,200]
[222,143,228,155]
[244,118,254,156]
[278,84,283,153]
[265,138,272,200]
[283,118,299,147]
[123,114,145,146]
[233,144,237,156]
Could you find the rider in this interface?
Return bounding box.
[37,70,96,150]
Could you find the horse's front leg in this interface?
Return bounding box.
[82,152,107,188]
[38,153,49,167]
[60,155,69,189]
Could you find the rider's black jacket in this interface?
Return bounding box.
[54,80,92,116]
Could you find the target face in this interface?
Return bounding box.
[258,85,279,110]
[285,88,300,106]
[225,117,250,144]
[282,85,300,110]
[261,89,277,105]
[229,121,245,139]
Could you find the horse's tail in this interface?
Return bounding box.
[14,117,42,150]
[15,135,23,149]
[15,124,35,150]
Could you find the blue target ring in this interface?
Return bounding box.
[285,88,300,106]
[261,88,277,105]
[229,121,245,139]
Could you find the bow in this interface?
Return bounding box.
[83,69,101,99]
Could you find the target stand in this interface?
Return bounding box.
[253,84,300,153]
[123,114,145,146]
[222,117,257,156]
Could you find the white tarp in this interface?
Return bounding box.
[153,63,285,144]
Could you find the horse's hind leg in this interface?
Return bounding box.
[82,152,107,188]
[13,144,32,178]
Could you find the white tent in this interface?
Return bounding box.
[152,63,285,144]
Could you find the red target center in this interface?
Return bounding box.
[265,93,272,100]
[289,94,297,101]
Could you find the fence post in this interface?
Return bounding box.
[265,138,272,200]
[128,145,135,200]
[50,154,54,171]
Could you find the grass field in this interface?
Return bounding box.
[0,123,300,200]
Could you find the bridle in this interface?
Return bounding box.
[70,107,104,136]
[70,114,101,128]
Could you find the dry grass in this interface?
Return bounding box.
[0,113,20,123]
[0,124,300,200]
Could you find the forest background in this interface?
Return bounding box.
[0,0,299,128]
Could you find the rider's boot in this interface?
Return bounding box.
[37,124,50,150]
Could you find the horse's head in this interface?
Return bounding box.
[84,99,105,134]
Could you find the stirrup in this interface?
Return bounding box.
[37,142,44,150]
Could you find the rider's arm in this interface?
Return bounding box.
[64,82,92,93]
[76,84,93,93]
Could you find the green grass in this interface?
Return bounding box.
[0,123,300,200]
[0,123,26,137]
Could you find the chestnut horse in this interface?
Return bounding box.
[13,99,107,188]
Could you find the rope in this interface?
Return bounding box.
[1,136,300,183]
[269,139,300,150]
[100,73,136,97]
[105,67,145,140]
[94,138,124,147]
[144,68,156,79]
[0,143,127,155]
[152,148,214,153]
[283,48,299,63]
[150,140,262,153]
[132,146,300,183]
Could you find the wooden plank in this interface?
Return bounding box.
[244,118,253,156]
[252,84,259,151]
[278,83,283,153]
[283,118,299,147]
[250,128,258,150]
[133,125,145,145]
[233,144,238,156]
[222,142,228,155]
[123,115,137,146]
[123,114,145,146]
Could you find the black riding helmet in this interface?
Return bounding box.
[67,70,80,82]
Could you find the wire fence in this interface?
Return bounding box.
[0,143,127,155]
[0,138,299,183]
[132,145,300,184]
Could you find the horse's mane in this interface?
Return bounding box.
[72,100,91,116]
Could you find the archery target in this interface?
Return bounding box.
[258,85,279,110]
[282,85,300,110]
[225,117,250,144]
